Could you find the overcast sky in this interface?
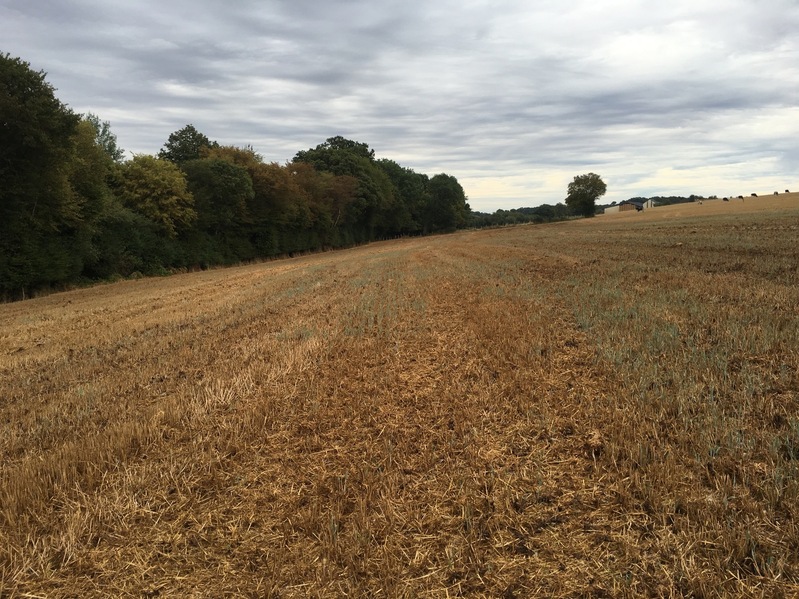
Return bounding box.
[3,0,798,211]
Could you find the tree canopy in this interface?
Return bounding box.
[294,137,396,241]
[431,174,470,231]
[84,113,124,163]
[118,155,196,237]
[0,53,83,294]
[158,124,218,165]
[565,173,607,218]
[0,52,488,299]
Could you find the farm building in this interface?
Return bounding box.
[604,199,656,214]
[618,200,646,212]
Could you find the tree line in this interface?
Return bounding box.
[470,204,572,227]
[1,54,472,299]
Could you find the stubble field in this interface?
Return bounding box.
[1,195,798,597]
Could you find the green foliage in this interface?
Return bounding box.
[566,173,607,218]
[470,203,572,228]
[63,119,118,274]
[0,53,84,296]
[69,120,114,221]
[377,159,427,234]
[201,144,263,169]
[183,158,254,234]
[158,124,218,165]
[294,137,393,240]
[181,157,255,262]
[297,135,375,162]
[85,200,179,278]
[118,155,196,237]
[1,52,481,298]
[426,174,470,233]
[84,113,124,162]
[286,162,346,247]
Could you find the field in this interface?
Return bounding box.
[1,195,798,597]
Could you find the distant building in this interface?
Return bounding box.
[618,200,645,212]
[603,198,656,214]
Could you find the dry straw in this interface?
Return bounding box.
[1,194,798,596]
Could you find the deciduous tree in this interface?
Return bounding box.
[84,113,124,163]
[118,155,196,237]
[0,53,82,295]
[426,174,470,233]
[183,157,254,235]
[377,159,428,235]
[158,124,218,165]
[565,173,606,218]
[294,137,392,240]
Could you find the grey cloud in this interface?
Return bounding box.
[2,0,798,211]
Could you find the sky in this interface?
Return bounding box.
[2,0,798,212]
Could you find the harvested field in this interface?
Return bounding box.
[1,195,798,597]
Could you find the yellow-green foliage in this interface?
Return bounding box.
[118,154,196,236]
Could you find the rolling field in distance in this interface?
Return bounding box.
[1,195,798,597]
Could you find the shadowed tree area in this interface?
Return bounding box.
[426,173,471,233]
[1,53,83,296]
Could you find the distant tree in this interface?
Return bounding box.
[69,119,114,216]
[64,119,118,269]
[201,144,263,169]
[565,173,606,218]
[158,124,218,165]
[322,171,359,231]
[425,174,470,232]
[84,113,124,162]
[299,135,375,162]
[294,137,390,241]
[377,159,428,234]
[118,155,196,237]
[246,161,310,254]
[286,161,344,248]
[294,137,376,177]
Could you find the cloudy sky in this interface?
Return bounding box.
[3,0,798,211]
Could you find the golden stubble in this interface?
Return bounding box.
[1,196,798,597]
